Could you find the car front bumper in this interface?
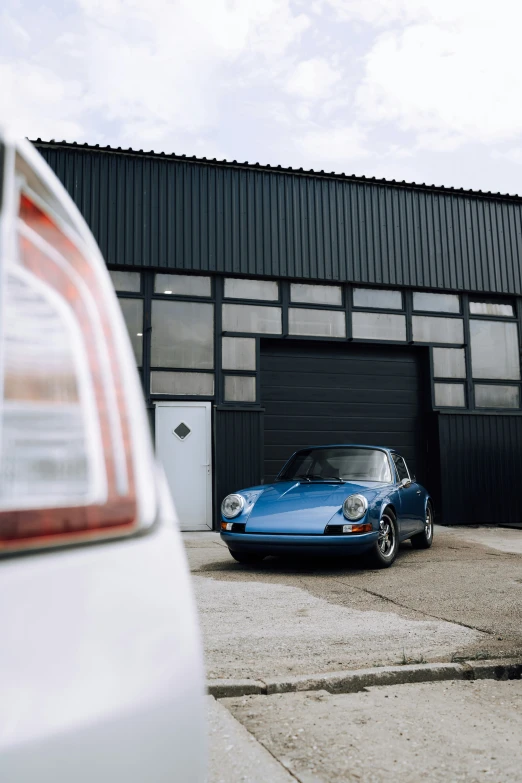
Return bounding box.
[220,530,379,557]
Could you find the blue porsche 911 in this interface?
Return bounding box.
[220,445,433,568]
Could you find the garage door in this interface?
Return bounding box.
[260,339,427,484]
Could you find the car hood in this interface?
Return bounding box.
[244,481,379,534]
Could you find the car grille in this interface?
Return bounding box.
[231,522,246,533]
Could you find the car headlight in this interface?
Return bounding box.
[343,494,368,521]
[221,494,245,519]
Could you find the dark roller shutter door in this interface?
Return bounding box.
[260,339,427,484]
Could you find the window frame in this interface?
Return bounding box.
[109,270,522,415]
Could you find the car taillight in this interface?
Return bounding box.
[0,132,157,552]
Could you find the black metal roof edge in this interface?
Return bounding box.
[30,137,522,204]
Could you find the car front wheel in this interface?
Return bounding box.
[410,502,434,549]
[229,550,265,564]
[366,509,399,568]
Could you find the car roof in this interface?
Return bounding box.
[294,444,394,454]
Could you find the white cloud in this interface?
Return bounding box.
[297,124,369,168]
[352,2,522,149]
[3,0,522,194]
[1,0,310,147]
[0,61,84,141]
[492,148,522,166]
[284,57,341,100]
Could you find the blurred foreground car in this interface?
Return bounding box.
[221,445,433,568]
[0,131,206,782]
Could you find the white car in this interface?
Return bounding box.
[0,131,206,782]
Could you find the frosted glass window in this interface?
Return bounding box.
[224,375,256,402]
[151,371,214,395]
[353,287,402,310]
[434,383,466,407]
[119,298,143,365]
[222,337,256,371]
[154,273,211,297]
[470,300,514,317]
[110,270,141,292]
[222,304,282,334]
[412,316,463,344]
[413,292,460,313]
[289,308,346,338]
[151,300,214,368]
[475,384,519,409]
[352,312,406,341]
[432,348,466,379]
[224,278,279,301]
[291,283,342,306]
[470,320,520,379]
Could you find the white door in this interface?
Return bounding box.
[155,402,212,531]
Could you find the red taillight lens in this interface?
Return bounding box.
[0,136,157,551]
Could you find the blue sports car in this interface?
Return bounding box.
[220,445,433,568]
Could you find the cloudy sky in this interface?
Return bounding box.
[2,0,522,194]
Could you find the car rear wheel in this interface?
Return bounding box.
[229,550,265,564]
[365,509,398,568]
[410,502,434,549]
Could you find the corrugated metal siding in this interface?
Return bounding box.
[37,144,522,294]
[439,414,522,524]
[214,408,264,528]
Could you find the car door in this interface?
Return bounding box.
[391,453,425,537]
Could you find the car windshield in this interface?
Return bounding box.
[278,447,392,483]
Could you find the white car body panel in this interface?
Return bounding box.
[0,476,207,782]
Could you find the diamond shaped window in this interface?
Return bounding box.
[174,422,191,440]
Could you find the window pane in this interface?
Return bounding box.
[289,308,346,338]
[353,287,402,310]
[151,371,214,395]
[392,454,409,481]
[470,300,514,317]
[432,348,466,378]
[291,283,342,306]
[470,320,520,379]
[413,292,460,313]
[352,312,406,341]
[110,270,141,292]
[434,383,466,407]
[224,375,256,402]
[151,300,214,368]
[222,304,282,334]
[475,384,519,409]
[412,316,463,344]
[222,337,256,371]
[154,273,211,297]
[118,298,143,365]
[224,278,278,301]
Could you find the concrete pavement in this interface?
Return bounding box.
[223,680,522,783]
[186,525,522,682]
[192,525,522,782]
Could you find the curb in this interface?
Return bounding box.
[207,658,522,699]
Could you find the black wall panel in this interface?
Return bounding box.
[214,407,264,525]
[439,413,522,525]
[36,142,522,295]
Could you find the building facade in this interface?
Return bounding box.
[35,139,522,529]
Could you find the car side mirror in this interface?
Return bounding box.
[399,477,412,489]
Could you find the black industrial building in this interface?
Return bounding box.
[34,139,522,530]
